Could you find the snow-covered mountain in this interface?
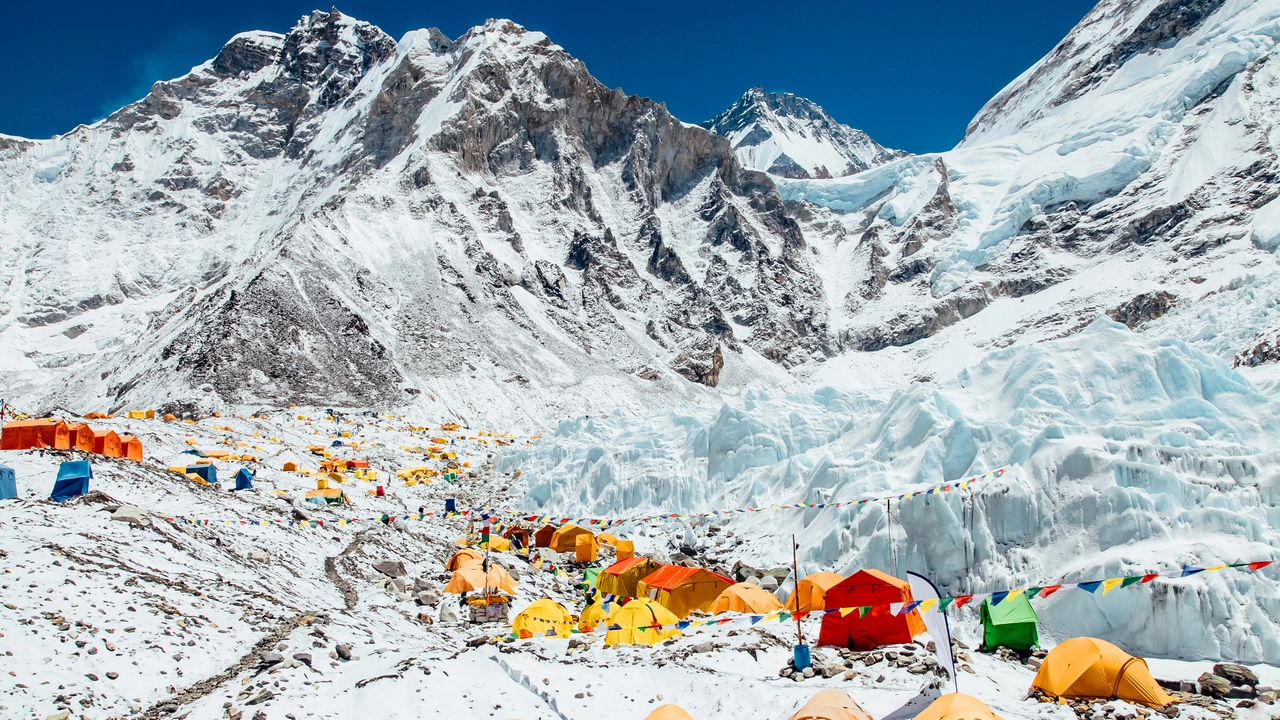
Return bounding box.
[3,0,1280,432]
[0,12,829,426]
[703,87,904,179]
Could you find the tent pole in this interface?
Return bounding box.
[792,533,803,646]
[886,499,893,576]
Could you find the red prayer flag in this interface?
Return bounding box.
[952,595,973,609]
[1039,584,1062,598]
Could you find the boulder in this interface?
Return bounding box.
[693,642,713,653]
[414,577,432,592]
[246,689,273,705]
[335,644,352,661]
[759,575,779,591]
[439,603,458,624]
[372,559,406,578]
[1214,664,1259,688]
[1199,673,1231,698]
[390,577,408,593]
[111,506,150,527]
[247,551,270,563]
[292,653,312,667]
[259,652,284,667]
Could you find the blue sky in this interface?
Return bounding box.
[0,1,1097,153]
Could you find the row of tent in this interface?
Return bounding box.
[1,419,143,461]
[646,689,1006,720]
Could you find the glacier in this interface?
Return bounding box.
[501,318,1280,662]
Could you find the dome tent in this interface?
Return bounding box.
[1031,637,1176,708]
[709,582,784,614]
[914,693,1004,720]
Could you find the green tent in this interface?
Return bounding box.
[583,567,601,588]
[980,593,1039,650]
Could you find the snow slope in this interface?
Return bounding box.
[703,87,905,179]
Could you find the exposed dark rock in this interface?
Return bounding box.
[1107,291,1176,329]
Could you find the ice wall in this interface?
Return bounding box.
[500,318,1280,662]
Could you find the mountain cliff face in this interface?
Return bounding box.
[0,11,831,424]
[703,87,904,179]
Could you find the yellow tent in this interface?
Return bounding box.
[485,535,512,552]
[446,548,484,571]
[914,693,1003,720]
[442,564,518,595]
[788,689,874,720]
[597,532,619,546]
[1031,637,1176,708]
[635,566,734,619]
[578,600,613,632]
[550,524,595,553]
[645,705,696,720]
[604,599,682,647]
[616,539,635,560]
[575,533,598,562]
[786,572,845,613]
[512,599,574,639]
[709,583,784,614]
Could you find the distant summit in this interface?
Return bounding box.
[703,87,905,179]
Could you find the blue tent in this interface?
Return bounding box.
[186,465,217,484]
[233,468,254,491]
[51,461,92,501]
[0,464,16,500]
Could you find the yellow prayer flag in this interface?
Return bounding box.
[1101,577,1125,595]
[918,599,937,613]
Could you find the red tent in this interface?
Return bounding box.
[817,569,926,649]
[533,524,557,548]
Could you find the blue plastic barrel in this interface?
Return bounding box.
[793,644,811,670]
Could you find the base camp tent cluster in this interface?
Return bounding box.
[1,418,143,460]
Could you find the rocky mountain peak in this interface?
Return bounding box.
[703,86,904,179]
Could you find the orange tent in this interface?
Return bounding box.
[914,693,1003,720]
[817,569,926,649]
[787,572,845,613]
[575,533,598,562]
[443,564,518,595]
[93,430,123,458]
[616,539,635,560]
[710,583,784,614]
[504,527,531,548]
[118,435,144,462]
[1,419,71,450]
[534,524,557,548]
[598,557,662,598]
[69,423,96,452]
[788,689,874,720]
[635,566,734,619]
[1031,637,1176,708]
[645,705,696,720]
[447,548,484,571]
[550,524,594,553]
